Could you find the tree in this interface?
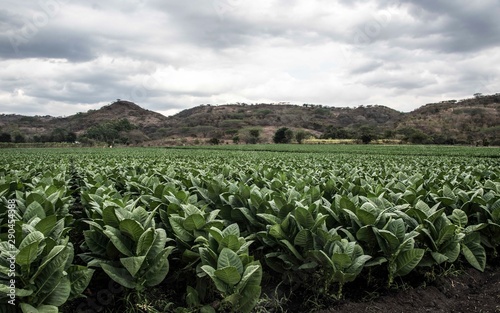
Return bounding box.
[273,127,294,144]
[208,137,220,145]
[13,133,26,143]
[295,130,309,144]
[244,129,261,144]
[0,132,11,142]
[359,126,376,144]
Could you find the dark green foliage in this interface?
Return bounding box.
[273,127,294,144]
[0,132,11,142]
[85,119,137,144]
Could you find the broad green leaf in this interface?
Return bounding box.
[19,231,44,251]
[102,206,120,228]
[103,226,133,257]
[101,264,136,289]
[220,235,241,251]
[183,214,206,231]
[34,216,57,237]
[16,241,40,266]
[31,245,68,285]
[332,253,351,269]
[217,248,243,275]
[215,266,241,286]
[41,276,71,306]
[294,207,314,229]
[461,232,486,272]
[201,265,230,294]
[449,209,468,228]
[83,230,108,255]
[394,248,425,277]
[144,247,173,287]
[119,219,144,242]
[120,256,146,277]
[67,265,94,299]
[222,224,240,237]
[294,229,312,248]
[169,216,192,242]
[136,228,155,256]
[237,284,261,313]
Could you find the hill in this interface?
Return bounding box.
[0,94,498,146]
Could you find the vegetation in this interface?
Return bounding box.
[0,94,498,146]
[0,145,499,312]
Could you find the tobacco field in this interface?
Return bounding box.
[1,145,499,313]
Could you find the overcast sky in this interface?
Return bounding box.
[1,0,499,117]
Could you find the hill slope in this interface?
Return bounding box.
[0,94,498,145]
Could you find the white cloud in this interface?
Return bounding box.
[0,0,498,116]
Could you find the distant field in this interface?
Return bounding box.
[171,143,500,157]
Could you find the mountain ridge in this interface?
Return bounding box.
[0,94,499,145]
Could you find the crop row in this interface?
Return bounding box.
[0,148,499,312]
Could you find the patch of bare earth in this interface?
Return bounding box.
[320,264,500,313]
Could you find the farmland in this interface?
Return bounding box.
[1,145,500,313]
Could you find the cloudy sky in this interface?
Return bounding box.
[1,0,499,117]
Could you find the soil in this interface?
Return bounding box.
[61,261,500,313]
[319,263,500,313]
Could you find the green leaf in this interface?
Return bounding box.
[42,276,71,306]
[102,206,120,228]
[136,228,155,256]
[294,229,312,248]
[24,201,46,222]
[201,265,230,294]
[332,253,351,269]
[294,207,314,229]
[183,214,206,231]
[215,266,241,286]
[146,229,169,261]
[31,245,68,286]
[237,284,261,313]
[387,219,406,242]
[19,230,44,250]
[83,230,108,255]
[101,263,136,289]
[17,241,40,266]
[238,264,262,291]
[348,255,371,274]
[461,232,486,272]
[222,223,240,237]
[67,265,94,299]
[218,248,243,275]
[269,224,285,240]
[430,252,448,264]
[357,202,378,225]
[119,219,144,242]
[169,216,193,242]
[120,256,147,277]
[394,249,425,277]
[144,247,173,287]
[34,216,57,237]
[450,209,468,228]
[376,229,399,253]
[280,240,305,262]
[103,226,133,257]
[220,235,241,251]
